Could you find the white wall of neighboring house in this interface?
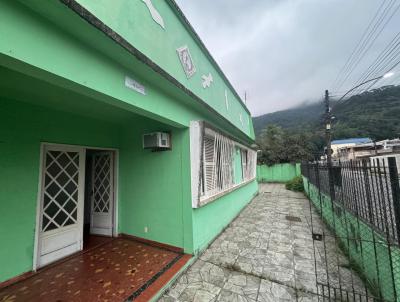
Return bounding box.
[332,143,357,159]
[370,154,400,169]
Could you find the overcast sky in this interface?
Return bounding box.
[175,0,400,116]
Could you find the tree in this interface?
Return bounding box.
[257,124,314,165]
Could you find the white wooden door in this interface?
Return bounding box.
[90,152,114,236]
[37,145,85,268]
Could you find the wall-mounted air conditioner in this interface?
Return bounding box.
[143,132,171,150]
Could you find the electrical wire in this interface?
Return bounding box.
[334,0,400,93]
[331,0,389,91]
[351,32,400,90]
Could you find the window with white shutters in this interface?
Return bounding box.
[198,126,256,204]
[241,149,248,181]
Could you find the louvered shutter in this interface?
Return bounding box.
[203,135,216,195]
[241,149,248,180]
[198,126,257,202]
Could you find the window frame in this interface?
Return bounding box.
[190,121,257,208]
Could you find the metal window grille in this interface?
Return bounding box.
[200,127,256,200]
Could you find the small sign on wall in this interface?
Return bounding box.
[125,76,146,95]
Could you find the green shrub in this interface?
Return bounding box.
[285,176,304,192]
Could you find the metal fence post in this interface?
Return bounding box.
[361,160,374,225]
[388,157,400,245]
[328,163,336,201]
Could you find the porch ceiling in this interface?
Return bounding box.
[0,65,136,125]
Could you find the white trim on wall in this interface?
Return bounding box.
[189,121,202,208]
[32,144,45,272]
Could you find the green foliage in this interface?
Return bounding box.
[257,125,315,165]
[285,176,304,192]
[253,101,325,135]
[253,85,400,154]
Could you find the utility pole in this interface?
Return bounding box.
[325,90,332,166]
[325,89,335,201]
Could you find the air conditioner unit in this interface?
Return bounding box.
[143,132,171,149]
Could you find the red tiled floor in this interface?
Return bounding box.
[83,235,113,251]
[0,238,184,302]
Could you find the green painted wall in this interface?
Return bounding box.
[192,181,258,253]
[0,0,259,283]
[257,163,301,183]
[1,0,253,145]
[119,117,194,253]
[0,96,257,282]
[0,0,192,129]
[0,98,194,282]
[303,177,400,301]
[73,0,254,138]
[0,99,121,282]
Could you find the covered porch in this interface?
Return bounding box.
[0,63,194,292]
[0,237,190,302]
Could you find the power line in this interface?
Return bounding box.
[331,0,389,91]
[334,0,399,93]
[359,57,400,93]
[332,0,394,91]
[351,32,400,89]
[348,35,400,97]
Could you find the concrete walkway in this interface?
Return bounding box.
[158,183,369,302]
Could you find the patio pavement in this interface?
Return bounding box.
[158,183,370,302]
[0,237,188,302]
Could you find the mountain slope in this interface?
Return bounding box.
[253,85,400,141]
[253,102,324,135]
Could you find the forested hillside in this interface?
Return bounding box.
[253,85,400,141]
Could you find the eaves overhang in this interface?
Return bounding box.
[58,0,254,142]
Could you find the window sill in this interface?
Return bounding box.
[196,178,256,208]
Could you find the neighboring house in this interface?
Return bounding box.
[337,138,400,161]
[331,138,372,160]
[0,0,258,284]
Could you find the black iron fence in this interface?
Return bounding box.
[302,157,400,301]
[302,157,400,244]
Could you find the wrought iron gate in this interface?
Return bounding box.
[301,158,400,301]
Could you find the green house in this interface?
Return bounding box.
[0,0,258,284]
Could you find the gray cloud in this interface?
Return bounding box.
[175,0,400,116]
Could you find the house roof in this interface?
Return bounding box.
[331,138,372,145]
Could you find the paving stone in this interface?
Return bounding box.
[158,295,180,302]
[265,251,294,269]
[223,271,261,300]
[168,280,189,299]
[257,279,296,301]
[262,264,295,288]
[158,183,373,302]
[178,281,221,302]
[217,289,256,302]
[234,256,264,277]
[200,252,239,268]
[296,292,320,302]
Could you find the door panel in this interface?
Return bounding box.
[38,145,85,268]
[90,152,114,236]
